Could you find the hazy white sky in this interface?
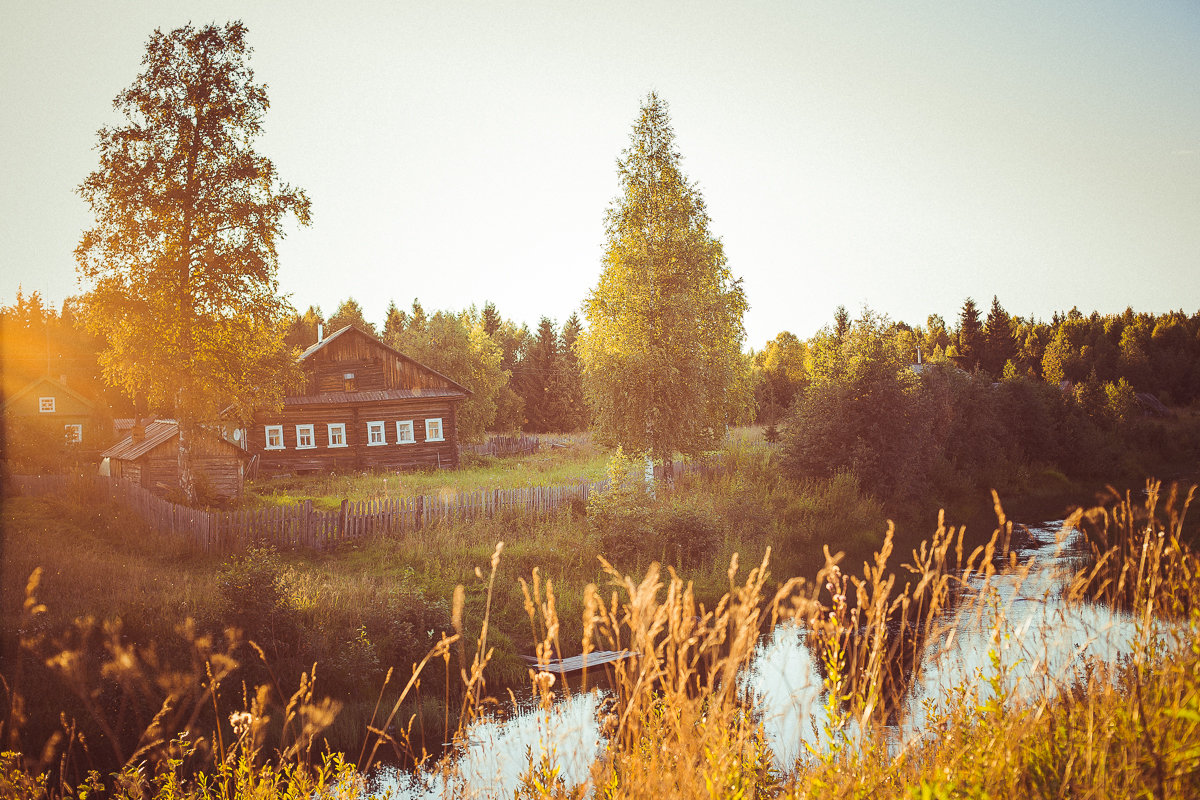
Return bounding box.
[3,1,1198,346]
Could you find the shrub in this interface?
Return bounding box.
[655,502,722,570]
[216,546,301,659]
[588,448,658,568]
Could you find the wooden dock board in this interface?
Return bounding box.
[520,650,632,676]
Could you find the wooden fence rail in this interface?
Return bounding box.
[7,473,612,555]
[461,434,543,458]
[7,460,709,555]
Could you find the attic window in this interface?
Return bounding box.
[343,372,357,392]
[39,397,55,413]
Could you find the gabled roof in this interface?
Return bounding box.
[2,374,97,413]
[101,419,246,461]
[298,325,472,396]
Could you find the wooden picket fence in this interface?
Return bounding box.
[7,459,713,556]
[461,434,543,458]
[6,473,608,555]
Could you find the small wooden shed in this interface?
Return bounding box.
[101,420,248,500]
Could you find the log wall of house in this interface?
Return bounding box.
[252,398,461,473]
[301,333,457,395]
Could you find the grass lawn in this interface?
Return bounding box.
[241,432,612,510]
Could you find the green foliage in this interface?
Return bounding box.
[1,417,86,476]
[217,546,301,658]
[656,502,722,571]
[753,332,808,423]
[75,22,309,502]
[284,305,324,352]
[781,302,1200,503]
[1105,377,1138,425]
[326,297,378,338]
[782,308,924,498]
[587,447,655,567]
[556,312,589,432]
[982,295,1017,376]
[391,310,508,442]
[580,92,748,465]
[957,297,983,371]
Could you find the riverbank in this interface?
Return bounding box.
[3,469,1197,798]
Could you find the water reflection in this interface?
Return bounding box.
[376,520,1148,795]
[743,520,1145,767]
[373,691,603,800]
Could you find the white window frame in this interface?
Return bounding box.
[39,397,55,413]
[367,420,387,446]
[395,420,415,444]
[64,424,82,444]
[425,417,444,442]
[327,422,347,448]
[264,425,285,450]
[295,424,315,449]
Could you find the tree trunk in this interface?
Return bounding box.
[178,417,197,505]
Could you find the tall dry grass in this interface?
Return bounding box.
[2,481,1197,798]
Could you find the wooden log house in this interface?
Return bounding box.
[249,325,471,474]
[2,374,106,454]
[101,419,248,500]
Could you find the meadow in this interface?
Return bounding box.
[239,434,609,511]
[2,427,1199,798]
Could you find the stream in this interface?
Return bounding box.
[373,520,1148,798]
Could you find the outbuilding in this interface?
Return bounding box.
[101,419,248,500]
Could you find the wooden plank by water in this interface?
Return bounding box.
[519,650,633,676]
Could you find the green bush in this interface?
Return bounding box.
[655,502,722,570]
[216,546,301,659]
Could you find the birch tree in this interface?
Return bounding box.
[579,93,747,472]
[76,22,310,503]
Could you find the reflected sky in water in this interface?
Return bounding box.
[377,520,1152,795]
[374,691,603,800]
[742,521,1149,769]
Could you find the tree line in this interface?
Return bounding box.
[751,297,1200,429]
[766,303,1200,506]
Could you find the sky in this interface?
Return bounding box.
[3,1,1199,347]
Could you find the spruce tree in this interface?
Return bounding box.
[982,295,1016,377]
[957,298,984,371]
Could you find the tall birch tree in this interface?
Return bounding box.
[579,93,747,471]
[76,22,310,503]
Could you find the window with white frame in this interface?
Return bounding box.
[64,424,82,444]
[367,421,386,446]
[327,422,347,447]
[395,420,415,444]
[265,425,284,450]
[39,397,55,413]
[425,417,444,442]
[296,424,315,449]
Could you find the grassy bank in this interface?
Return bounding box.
[3,472,1196,798]
[242,433,609,510]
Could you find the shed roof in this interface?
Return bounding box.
[101,420,246,461]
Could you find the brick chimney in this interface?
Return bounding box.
[131,417,146,443]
